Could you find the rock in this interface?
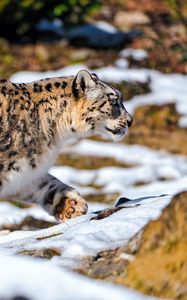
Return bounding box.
[1,216,57,231]
[125,103,187,155]
[35,44,49,62]
[114,11,150,30]
[77,193,187,294]
[75,230,142,281]
[91,206,123,220]
[120,192,187,300]
[19,247,61,259]
[67,22,141,49]
[112,79,151,101]
[70,49,91,62]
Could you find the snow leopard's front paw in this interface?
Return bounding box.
[44,188,88,222]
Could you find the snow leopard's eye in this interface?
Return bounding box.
[113,99,119,106]
[107,93,118,100]
[112,101,121,118]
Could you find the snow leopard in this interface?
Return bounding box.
[0,70,132,221]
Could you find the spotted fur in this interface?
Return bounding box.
[0,70,132,221]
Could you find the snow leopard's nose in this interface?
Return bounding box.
[126,113,133,127]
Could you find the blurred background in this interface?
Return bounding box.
[0,1,187,299]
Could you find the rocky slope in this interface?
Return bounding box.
[76,192,187,299]
[123,191,187,299]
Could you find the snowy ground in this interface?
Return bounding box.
[55,139,187,198]
[0,194,170,300]
[0,256,155,300]
[1,48,187,299]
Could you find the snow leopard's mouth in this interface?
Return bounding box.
[105,126,127,136]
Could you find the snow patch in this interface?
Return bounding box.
[0,255,155,300]
[94,21,118,33]
[0,194,171,268]
[120,48,148,60]
[55,140,187,197]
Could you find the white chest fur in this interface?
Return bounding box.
[0,146,60,197]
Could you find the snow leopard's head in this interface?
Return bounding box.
[71,70,132,141]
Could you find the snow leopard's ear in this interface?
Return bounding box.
[72,70,96,98]
[91,73,98,81]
